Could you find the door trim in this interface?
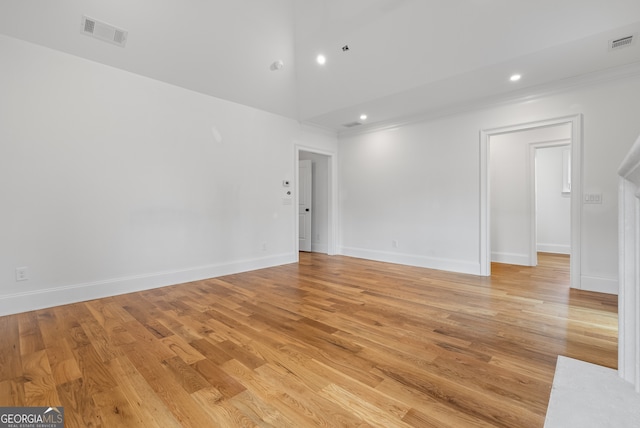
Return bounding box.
[480,114,582,289]
[295,145,338,258]
[530,140,571,260]
[298,159,313,252]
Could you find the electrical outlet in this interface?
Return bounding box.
[261,242,267,251]
[392,240,399,248]
[15,266,29,281]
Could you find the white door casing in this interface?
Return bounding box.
[295,145,338,259]
[489,129,569,267]
[299,159,312,252]
[532,142,571,256]
[480,114,582,289]
[618,132,640,392]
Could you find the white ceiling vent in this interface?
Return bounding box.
[81,15,128,47]
[609,34,635,51]
[342,121,363,128]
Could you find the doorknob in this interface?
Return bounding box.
[305,208,310,212]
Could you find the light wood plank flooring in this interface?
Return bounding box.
[0,253,617,427]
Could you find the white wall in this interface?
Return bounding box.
[0,0,299,119]
[298,151,330,253]
[490,124,570,265]
[339,120,482,274]
[339,73,640,293]
[0,34,337,315]
[536,146,571,254]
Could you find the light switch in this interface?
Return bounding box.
[584,193,602,204]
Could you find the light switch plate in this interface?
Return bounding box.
[584,193,602,204]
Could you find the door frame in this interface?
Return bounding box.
[479,114,583,289]
[298,159,313,252]
[295,145,338,258]
[530,140,571,260]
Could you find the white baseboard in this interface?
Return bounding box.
[491,251,532,266]
[311,242,329,254]
[0,253,296,316]
[580,274,618,295]
[338,246,481,275]
[537,243,571,254]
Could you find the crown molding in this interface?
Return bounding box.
[336,61,640,138]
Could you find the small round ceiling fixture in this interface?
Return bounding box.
[316,54,326,65]
[359,114,368,121]
[510,74,522,82]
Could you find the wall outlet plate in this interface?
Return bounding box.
[15,266,29,281]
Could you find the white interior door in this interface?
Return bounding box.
[299,159,312,252]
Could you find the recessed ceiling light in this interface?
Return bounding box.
[359,114,368,121]
[510,74,522,82]
[316,54,326,65]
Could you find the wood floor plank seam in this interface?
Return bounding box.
[0,253,617,427]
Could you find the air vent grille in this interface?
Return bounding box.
[609,35,634,51]
[113,30,126,45]
[80,15,128,47]
[342,121,363,128]
[83,18,95,34]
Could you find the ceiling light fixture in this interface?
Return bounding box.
[359,114,368,121]
[316,54,326,65]
[510,74,522,82]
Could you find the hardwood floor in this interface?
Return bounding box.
[0,253,617,427]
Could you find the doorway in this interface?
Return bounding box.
[480,115,583,289]
[296,147,337,256]
[489,124,571,266]
[299,159,313,252]
[534,144,571,256]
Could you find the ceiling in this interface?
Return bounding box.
[1,0,639,133]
